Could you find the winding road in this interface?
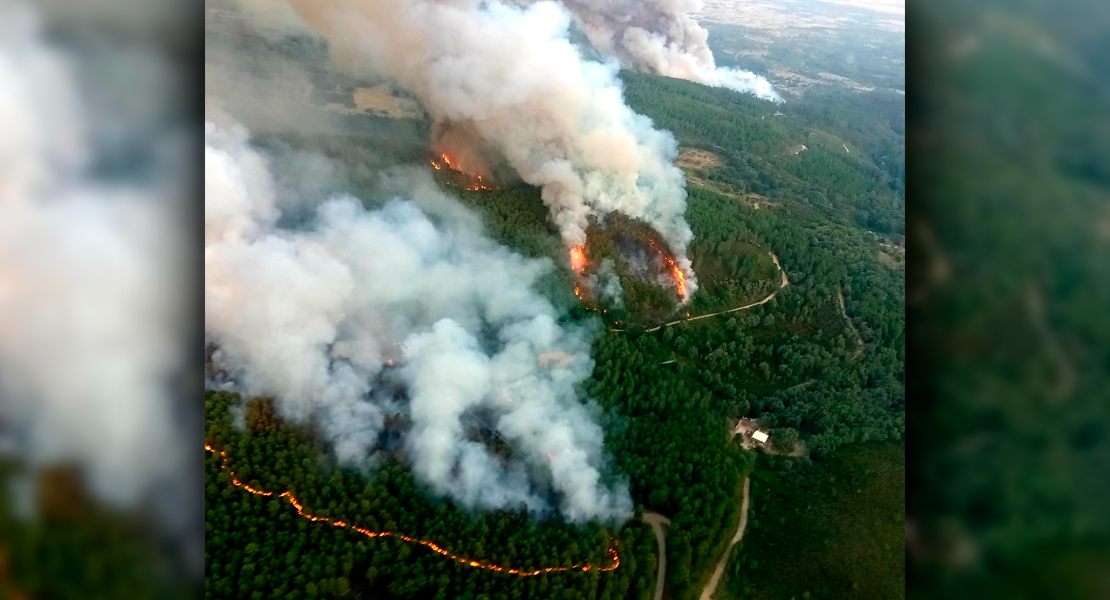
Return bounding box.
[700,478,752,600]
[613,253,789,333]
[626,254,780,599]
[642,512,671,600]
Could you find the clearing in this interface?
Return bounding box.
[733,418,806,457]
[325,84,423,119]
[676,147,723,170]
[685,175,770,210]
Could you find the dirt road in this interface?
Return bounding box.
[837,289,864,360]
[614,252,788,333]
[642,512,671,600]
[700,478,751,600]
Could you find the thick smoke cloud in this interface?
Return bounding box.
[0,7,200,581]
[242,0,699,299]
[205,120,632,523]
[521,0,782,101]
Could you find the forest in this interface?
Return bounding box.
[194,23,906,600]
[725,444,905,600]
[196,69,905,599]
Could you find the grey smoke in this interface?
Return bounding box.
[240,0,699,300]
[587,258,624,307]
[519,0,782,101]
[205,120,632,522]
[0,2,199,576]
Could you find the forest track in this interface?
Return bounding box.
[837,289,865,360]
[642,512,671,600]
[612,253,788,333]
[700,478,751,600]
[785,379,816,391]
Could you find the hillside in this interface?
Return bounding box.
[202,10,904,600]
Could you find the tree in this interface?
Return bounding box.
[774,428,799,454]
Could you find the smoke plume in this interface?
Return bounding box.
[240,0,699,300]
[205,119,632,523]
[520,0,782,101]
[587,258,624,307]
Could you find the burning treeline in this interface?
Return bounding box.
[429,153,496,191]
[652,240,688,299]
[567,222,689,307]
[206,443,620,575]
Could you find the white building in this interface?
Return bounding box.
[752,430,770,444]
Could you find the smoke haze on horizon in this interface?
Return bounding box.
[523,0,783,102]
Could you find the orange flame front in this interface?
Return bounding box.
[570,245,588,300]
[569,245,586,273]
[670,261,687,298]
[430,154,495,191]
[205,444,619,576]
[648,239,686,298]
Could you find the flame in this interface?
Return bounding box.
[569,245,586,273]
[205,444,619,576]
[671,262,687,298]
[658,252,686,298]
[648,241,686,299]
[430,153,495,191]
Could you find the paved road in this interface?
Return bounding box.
[700,477,751,600]
[642,512,671,600]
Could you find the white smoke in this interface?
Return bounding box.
[586,258,624,307]
[0,5,189,512]
[205,120,632,523]
[520,0,782,101]
[241,0,699,300]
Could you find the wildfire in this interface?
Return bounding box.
[670,261,687,298]
[569,245,586,273]
[430,153,495,191]
[647,239,687,298]
[205,444,619,576]
[569,245,588,301]
[649,240,686,298]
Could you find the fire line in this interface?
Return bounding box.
[205,444,620,576]
[430,153,495,191]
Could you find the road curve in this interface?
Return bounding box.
[700,477,751,600]
[642,512,671,600]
